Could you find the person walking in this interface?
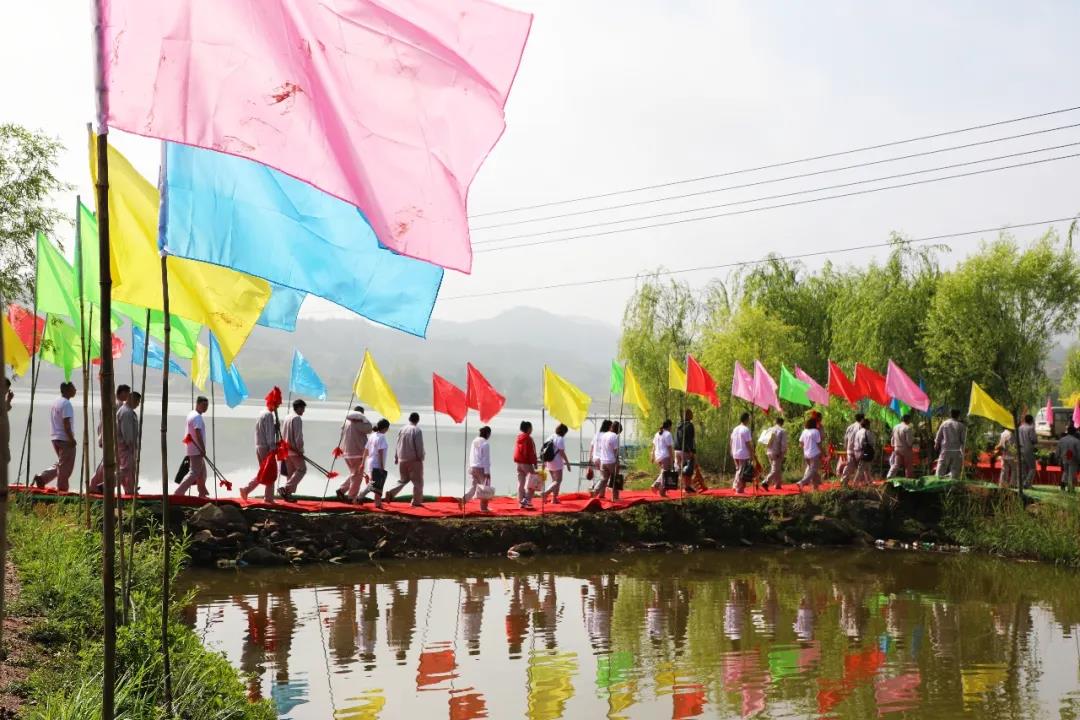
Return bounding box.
[514,421,538,509]
[730,412,753,493]
[852,417,876,487]
[935,409,966,480]
[650,419,675,496]
[386,412,425,507]
[1057,424,1080,492]
[355,419,391,508]
[175,396,210,497]
[33,382,78,491]
[996,426,1015,487]
[886,414,915,479]
[542,423,571,504]
[1018,414,1037,487]
[115,391,141,495]
[839,413,865,488]
[797,416,823,491]
[463,426,493,511]
[89,383,131,491]
[277,399,307,502]
[240,396,281,503]
[762,417,788,491]
[334,406,373,503]
[675,409,696,492]
[589,419,611,478]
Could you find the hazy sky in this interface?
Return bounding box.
[5,0,1080,330]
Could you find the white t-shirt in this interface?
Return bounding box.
[546,434,567,471]
[600,431,619,465]
[366,433,388,472]
[730,424,752,460]
[590,433,603,462]
[469,437,491,473]
[185,411,206,457]
[49,396,74,442]
[653,430,673,461]
[800,428,822,459]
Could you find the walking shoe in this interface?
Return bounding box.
[335,489,347,503]
[277,487,295,502]
[239,487,250,501]
[551,497,560,505]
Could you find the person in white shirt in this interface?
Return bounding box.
[762,416,788,491]
[589,419,611,477]
[730,412,753,493]
[33,382,78,491]
[356,419,391,508]
[650,419,675,496]
[591,421,622,500]
[996,427,1015,487]
[175,396,210,497]
[796,416,823,491]
[542,424,571,504]
[463,426,493,511]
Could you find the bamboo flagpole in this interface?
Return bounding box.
[19,272,41,486]
[210,382,218,499]
[0,289,9,649]
[433,407,443,497]
[460,414,469,517]
[77,198,92,510]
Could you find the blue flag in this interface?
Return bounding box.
[257,283,306,332]
[289,350,327,401]
[132,325,186,377]
[209,332,249,408]
[162,142,444,337]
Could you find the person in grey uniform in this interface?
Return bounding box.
[934,409,966,479]
[1018,414,1037,488]
[1057,424,1080,492]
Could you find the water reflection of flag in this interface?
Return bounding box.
[817,648,886,714]
[961,665,1007,706]
[596,651,635,689]
[335,689,387,720]
[416,646,457,690]
[449,689,487,720]
[874,670,921,714]
[672,683,705,719]
[527,651,578,720]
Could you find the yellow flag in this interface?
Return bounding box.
[2,316,30,377]
[623,365,651,414]
[668,355,687,392]
[543,366,591,430]
[353,350,400,422]
[968,382,1015,429]
[190,343,210,391]
[89,136,271,365]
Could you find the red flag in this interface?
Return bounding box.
[91,336,125,365]
[673,684,706,719]
[255,450,279,486]
[265,386,283,412]
[433,373,467,424]
[416,647,457,690]
[827,360,858,406]
[465,363,505,423]
[853,363,889,405]
[686,354,718,407]
[449,690,487,720]
[6,304,44,354]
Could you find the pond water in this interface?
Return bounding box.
[182,550,1080,719]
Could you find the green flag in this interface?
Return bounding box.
[778,364,812,407]
[39,315,83,381]
[870,402,900,427]
[77,201,201,359]
[609,360,625,396]
[36,233,80,321]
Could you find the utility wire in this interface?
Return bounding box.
[474,151,1080,254]
[445,216,1075,300]
[470,104,1080,218]
[476,142,1080,245]
[470,121,1080,231]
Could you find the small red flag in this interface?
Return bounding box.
[827,360,858,407]
[91,335,125,365]
[433,373,467,424]
[685,354,718,407]
[465,363,505,423]
[255,450,278,486]
[6,304,44,354]
[853,362,889,405]
[265,386,283,412]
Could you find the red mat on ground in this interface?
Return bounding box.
[972,460,1061,485]
[11,482,841,519]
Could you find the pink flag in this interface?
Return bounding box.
[1046,396,1055,428]
[751,360,782,413]
[794,366,830,406]
[731,361,754,403]
[1073,400,1080,429]
[884,359,930,412]
[101,0,532,274]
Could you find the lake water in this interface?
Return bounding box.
[182,550,1080,719]
[6,393,633,498]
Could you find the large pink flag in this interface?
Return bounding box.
[1073,400,1080,429]
[884,360,930,412]
[751,360,782,413]
[794,366,830,406]
[731,361,754,403]
[101,0,532,274]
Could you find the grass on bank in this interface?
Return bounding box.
[8,500,274,720]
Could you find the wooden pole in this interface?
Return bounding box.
[84,306,95,528]
[157,254,175,715]
[126,309,150,617]
[20,276,41,486]
[461,414,468,518]
[78,208,92,508]
[210,381,217,500]
[0,289,10,651]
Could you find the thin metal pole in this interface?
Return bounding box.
[0,288,10,649]
[22,278,41,486]
[461,414,468,517]
[433,410,443,497]
[84,306,95,527]
[157,253,175,715]
[210,382,217,500]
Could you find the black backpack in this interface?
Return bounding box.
[540,437,557,463]
[861,435,875,462]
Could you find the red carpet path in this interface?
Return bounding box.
[11,482,843,519]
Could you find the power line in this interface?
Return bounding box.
[470,121,1080,231]
[445,216,1075,300]
[474,151,1080,254]
[470,104,1080,218]
[476,142,1080,245]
